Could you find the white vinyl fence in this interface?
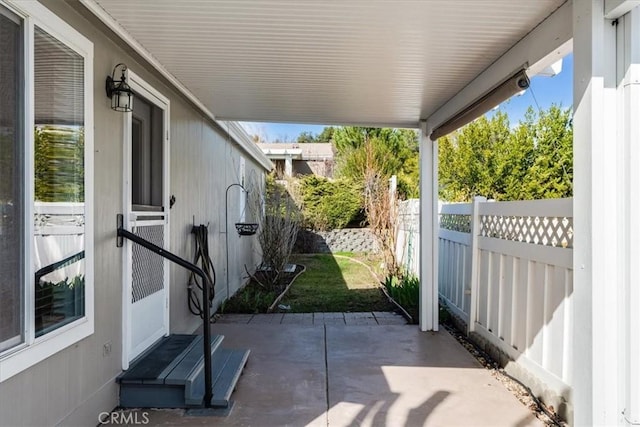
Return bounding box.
[395,199,420,276]
[397,197,574,406]
[438,197,573,403]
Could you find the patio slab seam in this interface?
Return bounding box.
[215,311,407,326]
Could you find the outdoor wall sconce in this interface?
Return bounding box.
[105,63,133,112]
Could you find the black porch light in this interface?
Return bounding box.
[105,63,133,112]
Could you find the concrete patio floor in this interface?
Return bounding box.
[122,316,541,426]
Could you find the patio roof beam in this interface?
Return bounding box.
[604,0,640,18]
[425,0,572,134]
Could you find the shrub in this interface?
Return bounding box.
[299,175,362,230]
[250,173,301,288]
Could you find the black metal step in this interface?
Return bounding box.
[118,334,248,409]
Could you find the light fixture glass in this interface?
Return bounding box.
[105,63,133,112]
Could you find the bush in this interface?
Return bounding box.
[299,175,362,230]
[250,173,301,288]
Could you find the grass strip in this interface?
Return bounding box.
[278,254,394,313]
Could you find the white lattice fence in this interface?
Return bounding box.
[480,213,572,247]
[473,198,573,397]
[437,197,574,411]
[438,202,473,324]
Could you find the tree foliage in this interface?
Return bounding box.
[295,126,335,144]
[333,127,419,199]
[438,105,573,202]
[297,175,362,230]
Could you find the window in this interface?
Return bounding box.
[33,26,86,337]
[0,4,24,353]
[0,0,93,381]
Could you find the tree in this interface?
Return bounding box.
[438,105,573,202]
[334,126,419,198]
[316,126,335,143]
[512,105,573,199]
[438,112,511,201]
[296,131,316,144]
[295,127,337,144]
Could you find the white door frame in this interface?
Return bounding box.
[121,70,171,369]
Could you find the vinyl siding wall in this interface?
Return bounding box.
[0,1,266,425]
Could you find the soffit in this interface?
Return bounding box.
[91,0,566,128]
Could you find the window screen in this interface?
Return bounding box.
[131,94,163,210]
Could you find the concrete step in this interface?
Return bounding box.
[186,347,251,407]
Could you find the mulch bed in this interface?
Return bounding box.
[219,265,305,314]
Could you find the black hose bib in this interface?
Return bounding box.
[188,224,216,319]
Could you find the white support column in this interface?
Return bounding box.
[419,121,438,332]
[620,7,640,424]
[284,155,293,177]
[573,0,629,425]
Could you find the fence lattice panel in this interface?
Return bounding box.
[479,215,573,248]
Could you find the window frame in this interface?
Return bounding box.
[0,0,94,382]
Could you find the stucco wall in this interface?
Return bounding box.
[293,159,334,178]
[0,2,266,426]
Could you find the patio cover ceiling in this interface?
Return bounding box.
[85,0,569,129]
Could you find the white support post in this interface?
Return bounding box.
[419,121,439,332]
[621,7,640,424]
[284,155,293,177]
[467,196,486,334]
[573,0,628,425]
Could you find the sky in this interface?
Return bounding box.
[241,54,573,142]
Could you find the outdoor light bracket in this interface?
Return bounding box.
[106,63,133,112]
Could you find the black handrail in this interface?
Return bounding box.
[35,250,85,284]
[117,224,213,408]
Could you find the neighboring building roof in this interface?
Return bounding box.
[256,143,334,161]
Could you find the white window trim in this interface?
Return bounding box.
[0,0,94,383]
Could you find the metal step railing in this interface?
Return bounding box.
[116,214,214,407]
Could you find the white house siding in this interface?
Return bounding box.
[0,1,267,426]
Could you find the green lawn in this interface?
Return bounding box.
[278,253,394,313]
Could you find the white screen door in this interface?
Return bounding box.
[122,71,170,367]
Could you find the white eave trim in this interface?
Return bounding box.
[224,121,274,170]
[605,0,640,19]
[425,0,572,132]
[78,0,272,171]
